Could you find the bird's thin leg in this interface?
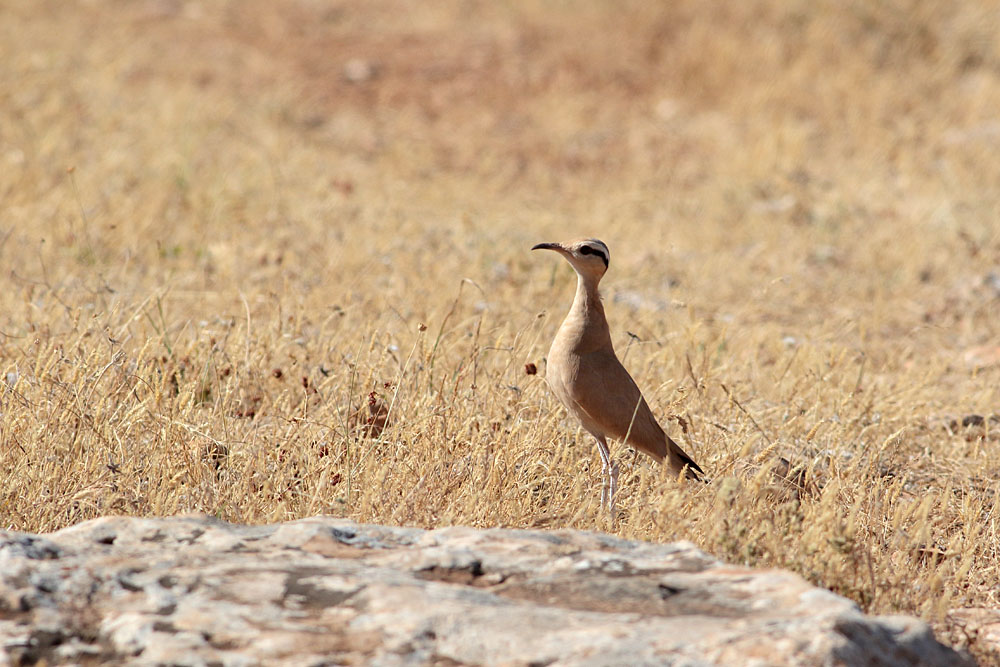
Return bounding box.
[595,436,616,514]
[609,459,620,512]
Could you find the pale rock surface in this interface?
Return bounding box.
[0,516,969,666]
[947,608,1000,662]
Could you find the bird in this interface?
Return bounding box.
[532,238,703,512]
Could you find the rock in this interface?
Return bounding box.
[343,58,377,83]
[947,607,1000,662]
[0,516,968,666]
[964,345,1000,369]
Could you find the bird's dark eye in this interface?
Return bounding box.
[579,245,608,267]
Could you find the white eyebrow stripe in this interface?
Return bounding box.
[580,243,609,266]
[584,240,609,263]
[586,240,609,254]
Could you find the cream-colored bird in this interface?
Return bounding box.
[533,238,702,511]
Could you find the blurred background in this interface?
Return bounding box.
[3,1,998,359]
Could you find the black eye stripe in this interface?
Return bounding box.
[579,245,608,267]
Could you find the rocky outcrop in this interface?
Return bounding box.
[0,516,968,666]
[947,608,1000,662]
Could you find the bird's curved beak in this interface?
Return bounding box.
[532,242,565,252]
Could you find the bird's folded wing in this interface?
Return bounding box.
[567,349,668,461]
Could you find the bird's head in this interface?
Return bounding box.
[531,239,610,283]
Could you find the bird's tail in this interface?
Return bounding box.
[667,435,705,482]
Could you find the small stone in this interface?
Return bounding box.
[343,58,376,83]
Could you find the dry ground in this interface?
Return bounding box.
[2,0,999,660]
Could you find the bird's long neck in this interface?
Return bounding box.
[562,273,612,353]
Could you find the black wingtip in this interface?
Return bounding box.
[677,452,705,482]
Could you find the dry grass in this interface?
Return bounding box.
[2,0,1000,659]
